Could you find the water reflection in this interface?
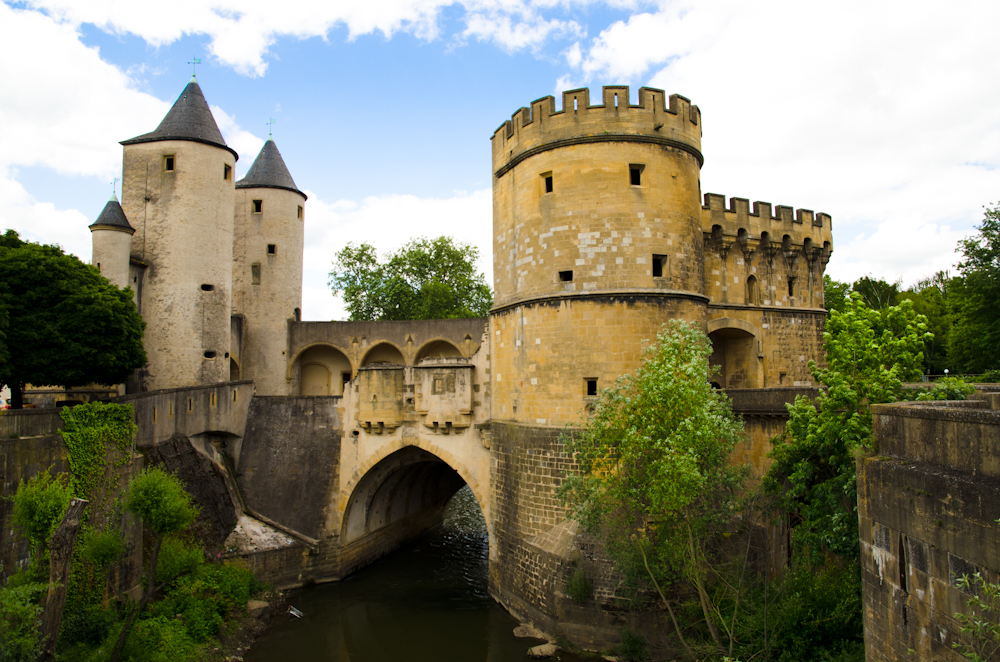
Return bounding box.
[245,486,590,662]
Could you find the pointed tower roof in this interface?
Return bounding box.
[89,193,135,233]
[236,139,306,199]
[121,78,239,160]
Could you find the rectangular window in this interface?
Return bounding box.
[630,164,644,186]
[559,270,573,282]
[788,277,796,296]
[652,254,667,278]
[224,164,232,181]
[297,205,303,220]
[541,172,553,194]
[267,244,276,255]
[252,199,263,214]
[251,263,261,285]
[586,379,598,396]
[163,155,175,172]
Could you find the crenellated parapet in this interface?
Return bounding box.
[492,86,702,178]
[701,192,833,265]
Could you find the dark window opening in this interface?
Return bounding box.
[204,351,217,359]
[543,174,553,193]
[297,205,303,219]
[251,263,261,285]
[652,254,667,278]
[267,244,276,255]
[788,277,796,296]
[343,372,351,385]
[224,164,232,181]
[630,164,644,186]
[252,199,263,213]
[164,155,175,171]
[586,379,598,396]
[559,270,573,282]
[200,283,214,291]
[294,307,301,322]
[224,352,229,358]
[96,262,101,270]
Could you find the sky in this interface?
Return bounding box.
[1,0,998,321]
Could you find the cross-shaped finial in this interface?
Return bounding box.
[266,118,277,137]
[188,57,202,78]
[111,177,119,199]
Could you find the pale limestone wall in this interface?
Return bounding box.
[702,193,833,309]
[490,297,706,427]
[232,187,305,395]
[492,89,703,308]
[122,139,236,390]
[90,227,134,292]
[326,333,493,554]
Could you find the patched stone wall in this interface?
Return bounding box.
[121,139,236,390]
[860,400,1000,661]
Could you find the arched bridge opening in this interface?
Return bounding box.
[339,446,487,575]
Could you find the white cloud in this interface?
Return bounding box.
[300,189,492,320]
[211,106,265,177]
[24,0,590,76]
[563,0,1000,285]
[0,170,92,259]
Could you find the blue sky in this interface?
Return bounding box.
[2,0,999,320]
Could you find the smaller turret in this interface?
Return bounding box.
[89,192,134,292]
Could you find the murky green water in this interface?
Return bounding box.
[245,486,592,662]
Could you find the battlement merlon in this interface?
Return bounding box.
[491,86,702,178]
[701,193,833,255]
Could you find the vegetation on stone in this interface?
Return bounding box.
[9,470,72,573]
[329,236,493,320]
[0,231,146,409]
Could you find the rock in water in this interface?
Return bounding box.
[247,600,270,619]
[527,643,558,658]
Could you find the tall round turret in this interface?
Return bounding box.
[489,86,707,427]
[120,77,238,390]
[231,138,306,394]
[89,192,135,291]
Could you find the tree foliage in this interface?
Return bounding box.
[0,231,146,408]
[950,205,1000,373]
[328,236,492,321]
[764,294,928,561]
[10,471,72,569]
[558,320,747,656]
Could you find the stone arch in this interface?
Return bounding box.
[290,343,354,396]
[335,439,490,550]
[707,318,762,390]
[361,342,406,367]
[746,275,759,305]
[415,338,463,362]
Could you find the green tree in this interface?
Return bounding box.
[0,232,146,408]
[9,470,72,573]
[109,467,198,662]
[949,205,1000,373]
[329,236,493,320]
[897,271,953,375]
[558,320,747,657]
[823,275,851,314]
[852,274,901,310]
[764,293,928,561]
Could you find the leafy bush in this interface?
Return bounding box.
[58,603,117,648]
[0,581,45,662]
[915,376,976,401]
[79,528,125,569]
[10,469,71,564]
[201,562,260,610]
[154,535,204,587]
[566,565,591,603]
[613,628,650,662]
[954,573,1000,661]
[118,615,201,662]
[980,368,1000,383]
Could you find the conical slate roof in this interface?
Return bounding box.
[121,78,238,160]
[89,193,134,232]
[236,139,306,198]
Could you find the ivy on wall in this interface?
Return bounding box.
[59,402,136,505]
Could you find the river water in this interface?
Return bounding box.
[245,486,593,662]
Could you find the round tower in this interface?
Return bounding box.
[89,192,135,291]
[231,138,306,394]
[119,76,238,390]
[489,85,707,427]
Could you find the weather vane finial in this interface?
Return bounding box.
[267,118,277,138]
[188,56,202,80]
[111,177,119,200]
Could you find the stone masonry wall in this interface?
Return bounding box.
[860,401,1000,661]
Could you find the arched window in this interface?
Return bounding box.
[746,275,759,305]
